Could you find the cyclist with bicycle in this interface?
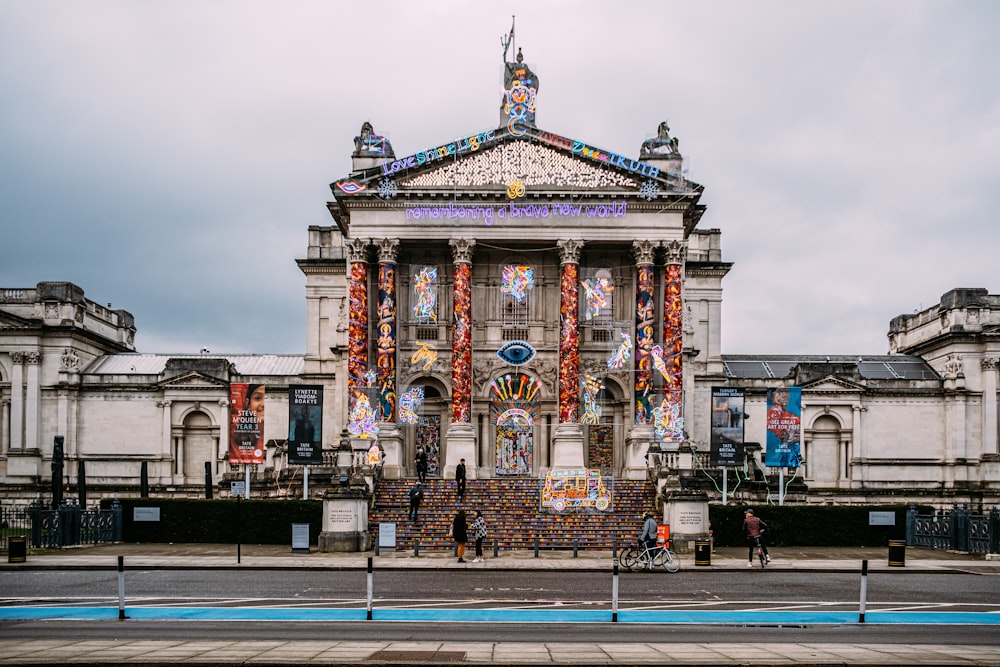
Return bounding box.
[742,508,770,567]
[639,511,658,553]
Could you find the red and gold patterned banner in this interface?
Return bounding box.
[451,261,472,423]
[559,262,580,423]
[348,261,369,416]
[663,262,684,396]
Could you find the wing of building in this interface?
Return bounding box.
[1,55,998,509]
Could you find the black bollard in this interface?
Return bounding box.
[493,541,499,558]
[534,537,539,558]
[573,541,578,558]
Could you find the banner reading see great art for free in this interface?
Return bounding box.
[229,383,265,464]
[765,386,801,468]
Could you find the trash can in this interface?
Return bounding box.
[694,539,711,566]
[888,540,906,567]
[8,536,27,563]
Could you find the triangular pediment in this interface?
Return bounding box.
[802,376,865,393]
[0,310,37,330]
[158,370,230,390]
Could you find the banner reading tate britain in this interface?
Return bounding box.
[287,385,323,465]
[228,383,265,464]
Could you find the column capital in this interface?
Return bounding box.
[632,240,657,266]
[557,239,585,264]
[10,352,24,364]
[374,238,400,264]
[982,357,999,371]
[24,351,41,365]
[345,238,370,263]
[449,238,476,264]
[662,239,687,265]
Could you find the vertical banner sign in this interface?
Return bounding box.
[229,383,265,464]
[288,385,323,465]
[765,386,802,467]
[710,387,746,466]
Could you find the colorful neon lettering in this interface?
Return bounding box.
[410,341,438,372]
[380,130,497,176]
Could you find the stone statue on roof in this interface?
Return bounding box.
[640,121,680,158]
[353,121,394,158]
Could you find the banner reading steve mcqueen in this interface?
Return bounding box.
[710,387,745,467]
[288,385,323,465]
[228,383,265,464]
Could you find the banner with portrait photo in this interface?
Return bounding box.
[765,385,802,468]
[287,385,323,465]
[229,383,265,464]
[710,387,745,467]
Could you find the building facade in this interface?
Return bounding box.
[1,57,998,509]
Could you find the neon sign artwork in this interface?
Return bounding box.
[582,273,614,317]
[532,129,661,179]
[504,80,537,136]
[348,393,379,438]
[653,397,685,443]
[398,387,425,424]
[501,265,534,303]
[506,178,526,199]
[651,344,670,381]
[379,130,498,176]
[580,373,604,425]
[412,266,438,322]
[410,341,437,372]
[335,180,366,194]
[607,333,632,370]
[404,201,627,224]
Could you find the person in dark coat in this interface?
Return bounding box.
[452,509,469,562]
[408,482,424,524]
[455,458,467,499]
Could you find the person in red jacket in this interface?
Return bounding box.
[742,508,770,566]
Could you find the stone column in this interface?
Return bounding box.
[160,401,173,484]
[346,238,371,428]
[661,240,686,443]
[9,353,23,450]
[23,352,41,451]
[552,239,585,467]
[624,242,657,478]
[982,357,998,456]
[445,238,477,475]
[0,399,8,454]
[374,239,404,477]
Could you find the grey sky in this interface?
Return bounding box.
[1,1,997,356]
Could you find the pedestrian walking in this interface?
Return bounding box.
[451,509,469,562]
[415,446,428,483]
[455,458,467,500]
[471,509,487,562]
[408,481,424,524]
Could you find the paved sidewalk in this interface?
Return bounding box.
[4,541,998,572]
[4,543,999,666]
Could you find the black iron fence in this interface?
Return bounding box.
[20,500,123,549]
[906,504,999,554]
[0,505,33,552]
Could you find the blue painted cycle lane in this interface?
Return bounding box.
[2,606,998,625]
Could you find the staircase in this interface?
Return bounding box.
[369,477,657,552]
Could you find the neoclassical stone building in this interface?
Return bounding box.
[2,56,997,509]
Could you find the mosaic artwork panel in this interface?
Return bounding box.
[416,414,441,476]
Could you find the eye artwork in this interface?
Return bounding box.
[497,340,536,366]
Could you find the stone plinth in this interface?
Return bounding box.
[662,489,709,553]
[443,422,477,479]
[317,486,370,552]
[550,423,584,468]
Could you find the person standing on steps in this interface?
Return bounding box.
[451,509,469,562]
[408,481,424,524]
[471,509,487,562]
[415,446,428,483]
[455,458,467,500]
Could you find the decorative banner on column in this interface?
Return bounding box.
[634,265,655,423]
[451,261,473,423]
[287,385,323,465]
[765,386,802,467]
[710,387,745,467]
[228,383,264,464]
[662,263,684,394]
[559,262,580,423]
[376,262,397,421]
[348,260,369,420]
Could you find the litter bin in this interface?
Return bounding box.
[694,539,711,566]
[888,540,906,567]
[8,536,27,563]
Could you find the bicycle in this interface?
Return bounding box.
[751,535,767,568]
[619,540,680,573]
